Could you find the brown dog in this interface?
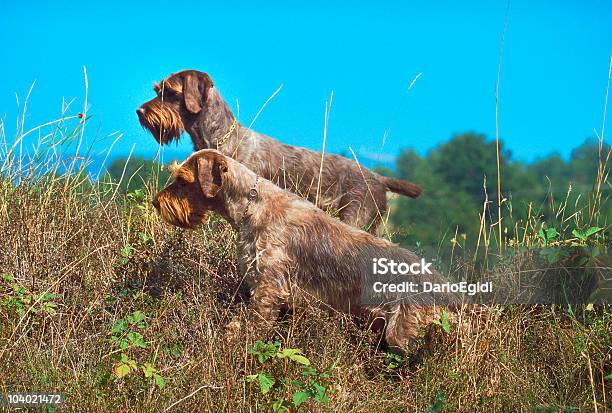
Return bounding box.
[152,149,457,353]
[138,70,422,233]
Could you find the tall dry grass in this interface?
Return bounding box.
[0,74,610,412]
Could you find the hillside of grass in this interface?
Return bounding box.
[0,93,610,412]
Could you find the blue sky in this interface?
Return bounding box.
[0,0,610,172]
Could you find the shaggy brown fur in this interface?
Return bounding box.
[153,150,457,354]
[138,70,422,234]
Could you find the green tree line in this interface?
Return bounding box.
[385,132,610,249]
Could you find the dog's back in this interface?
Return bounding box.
[138,70,423,234]
[246,171,457,306]
[231,123,425,234]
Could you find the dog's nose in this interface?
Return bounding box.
[136,107,146,118]
[151,197,160,210]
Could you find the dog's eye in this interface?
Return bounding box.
[160,89,178,101]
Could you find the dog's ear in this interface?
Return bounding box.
[167,161,195,183]
[183,72,203,114]
[196,153,228,198]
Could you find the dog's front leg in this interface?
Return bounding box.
[226,272,288,341]
[250,278,288,325]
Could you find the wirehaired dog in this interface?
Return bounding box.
[152,149,457,353]
[138,70,422,233]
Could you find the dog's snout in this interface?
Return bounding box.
[151,196,160,210]
[136,107,146,119]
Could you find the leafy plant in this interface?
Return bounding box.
[432,309,452,333]
[1,274,58,317]
[536,224,606,265]
[382,351,406,374]
[108,310,164,389]
[537,226,559,246]
[127,188,147,206]
[142,362,166,389]
[571,226,603,244]
[138,231,152,245]
[110,310,147,350]
[39,293,58,316]
[117,244,134,266]
[114,353,137,379]
[246,341,332,412]
[249,340,281,364]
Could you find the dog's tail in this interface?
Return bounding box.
[381,176,422,198]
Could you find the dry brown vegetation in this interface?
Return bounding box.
[0,92,610,412]
[0,177,609,412]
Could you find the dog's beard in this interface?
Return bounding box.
[138,102,184,145]
[156,192,206,229]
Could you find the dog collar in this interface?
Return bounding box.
[239,175,259,226]
[216,119,238,149]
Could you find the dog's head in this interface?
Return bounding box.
[152,150,228,229]
[136,70,214,145]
